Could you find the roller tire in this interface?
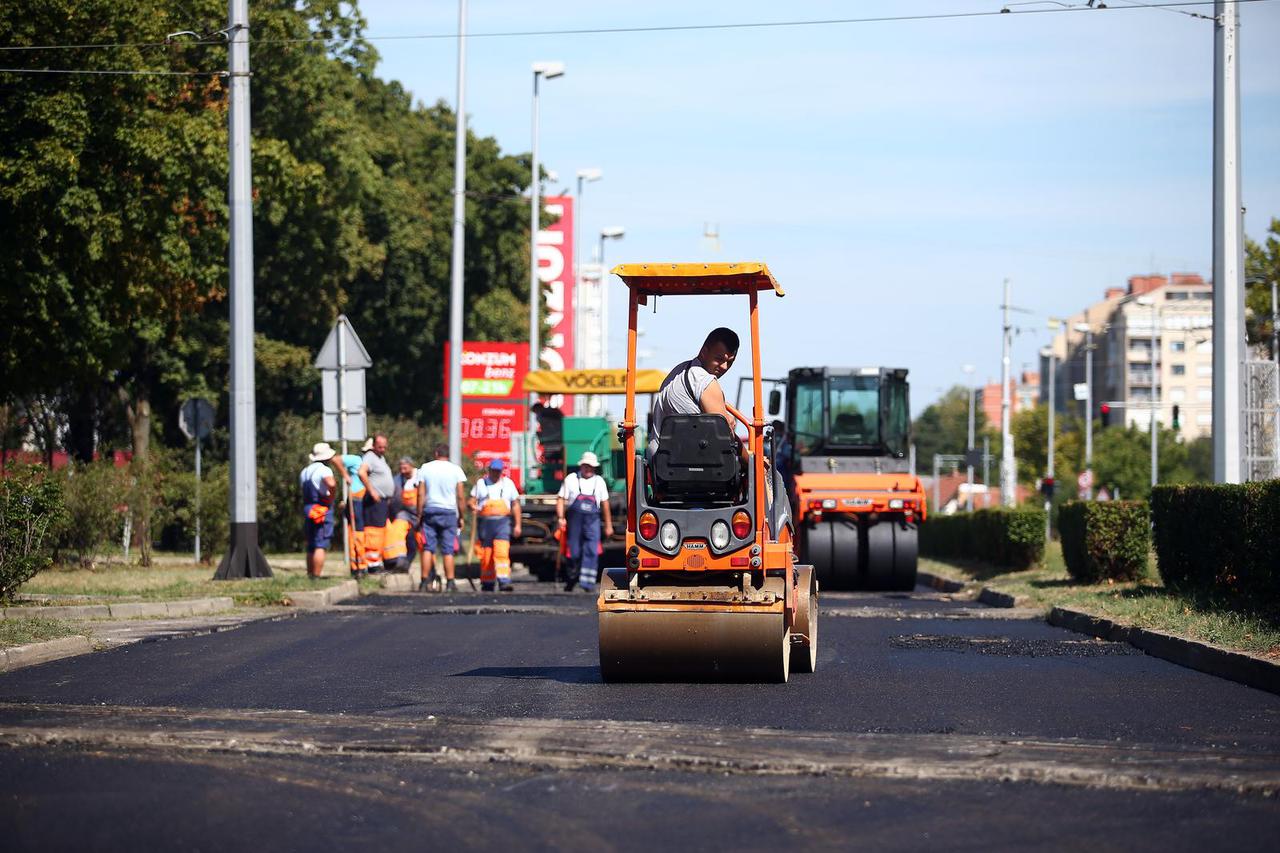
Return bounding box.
[790,565,818,674]
[891,524,919,591]
[865,521,896,590]
[805,518,861,591]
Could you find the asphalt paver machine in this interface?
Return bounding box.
[597,263,817,683]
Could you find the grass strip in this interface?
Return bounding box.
[921,548,1280,658]
[0,617,83,649]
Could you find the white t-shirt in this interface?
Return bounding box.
[471,476,520,506]
[417,459,467,511]
[558,471,609,504]
[299,461,333,502]
[649,358,717,454]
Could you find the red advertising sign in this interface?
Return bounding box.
[443,341,530,487]
[538,195,575,415]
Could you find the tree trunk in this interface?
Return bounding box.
[66,387,97,463]
[121,388,153,567]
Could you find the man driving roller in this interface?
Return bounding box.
[648,327,740,457]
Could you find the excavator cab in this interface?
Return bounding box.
[597,263,817,683]
[781,367,926,591]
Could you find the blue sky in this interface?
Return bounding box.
[356,0,1280,413]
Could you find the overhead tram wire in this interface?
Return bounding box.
[0,0,1270,56]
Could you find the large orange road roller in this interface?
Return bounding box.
[597,263,817,683]
[774,367,927,591]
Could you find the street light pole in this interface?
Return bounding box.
[1212,0,1245,483]
[1075,322,1094,500]
[963,364,975,512]
[999,278,1015,507]
[1041,345,1056,539]
[215,0,270,580]
[447,0,468,466]
[1150,297,1159,489]
[528,61,564,377]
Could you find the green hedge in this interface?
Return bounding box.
[1057,500,1150,583]
[919,507,1046,570]
[1151,481,1280,599]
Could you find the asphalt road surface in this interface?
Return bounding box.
[2,579,1278,851]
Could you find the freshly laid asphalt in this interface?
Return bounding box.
[1,580,1278,850]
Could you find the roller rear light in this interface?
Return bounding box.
[731,510,752,539]
[638,511,658,540]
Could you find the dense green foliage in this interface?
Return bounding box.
[1057,500,1150,583]
[919,507,1046,570]
[0,467,67,601]
[1,2,541,561]
[1151,482,1280,601]
[1246,218,1280,356]
[911,386,985,472]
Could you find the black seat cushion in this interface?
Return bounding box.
[651,415,738,500]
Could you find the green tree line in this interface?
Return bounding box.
[1,1,543,555]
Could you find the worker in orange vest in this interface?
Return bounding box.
[382,456,419,572]
[469,459,522,592]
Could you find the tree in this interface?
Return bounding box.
[1010,403,1083,488]
[912,386,985,473]
[1246,217,1280,356]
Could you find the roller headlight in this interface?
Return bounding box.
[659,521,680,551]
[710,520,731,550]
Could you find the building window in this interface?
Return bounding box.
[1197,364,1212,377]
[1170,388,1186,402]
[1171,364,1186,376]
[1171,340,1186,353]
[1197,387,1212,402]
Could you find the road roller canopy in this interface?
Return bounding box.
[524,368,666,395]
[611,262,785,297]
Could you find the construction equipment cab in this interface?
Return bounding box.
[597,263,817,683]
[775,367,926,591]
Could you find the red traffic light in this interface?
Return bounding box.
[1100,403,1111,414]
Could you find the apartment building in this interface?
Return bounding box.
[1043,274,1213,440]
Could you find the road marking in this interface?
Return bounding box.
[1,703,1275,797]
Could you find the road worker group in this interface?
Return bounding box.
[301,436,604,593]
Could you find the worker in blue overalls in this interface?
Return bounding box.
[556,452,614,593]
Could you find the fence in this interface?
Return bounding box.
[1244,359,1279,482]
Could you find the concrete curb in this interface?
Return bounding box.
[1048,606,1280,696]
[915,570,967,594]
[0,635,94,672]
[283,580,359,609]
[1,597,235,622]
[379,573,415,592]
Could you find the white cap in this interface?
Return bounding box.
[310,442,336,462]
[361,437,374,452]
[578,451,600,469]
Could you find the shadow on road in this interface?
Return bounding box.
[451,666,602,684]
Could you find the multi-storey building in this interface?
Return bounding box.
[1042,274,1214,440]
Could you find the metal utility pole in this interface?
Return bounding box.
[1042,346,1056,539]
[982,435,991,507]
[1212,0,1245,483]
[215,0,270,579]
[1150,297,1160,489]
[447,0,467,465]
[963,364,976,512]
[573,168,602,372]
[999,279,1015,507]
[528,62,565,378]
[1080,325,1095,500]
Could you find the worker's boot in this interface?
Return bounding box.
[445,579,458,592]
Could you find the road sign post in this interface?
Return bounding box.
[179,398,215,563]
[316,316,372,574]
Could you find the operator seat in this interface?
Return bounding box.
[649,415,740,505]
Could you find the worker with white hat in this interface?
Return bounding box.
[300,442,339,578]
[556,451,614,592]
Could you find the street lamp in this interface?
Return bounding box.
[598,227,625,398]
[528,60,565,374]
[1040,345,1056,539]
[962,364,976,512]
[1136,294,1160,490]
[1074,321,1094,499]
[574,168,603,374]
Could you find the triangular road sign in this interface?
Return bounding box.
[314,315,373,369]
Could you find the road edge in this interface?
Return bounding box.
[283,580,359,609]
[0,636,93,673]
[1048,606,1280,696]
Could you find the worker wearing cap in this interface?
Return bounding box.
[557,451,614,593]
[338,448,367,577]
[300,442,339,579]
[469,459,522,593]
[382,456,419,573]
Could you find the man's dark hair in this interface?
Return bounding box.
[701,327,740,354]
[434,443,450,459]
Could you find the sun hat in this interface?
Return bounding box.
[578,451,600,468]
[310,442,336,462]
[361,437,375,452]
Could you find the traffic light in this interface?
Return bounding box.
[1040,477,1056,499]
[1172,404,1181,431]
[1100,402,1111,428]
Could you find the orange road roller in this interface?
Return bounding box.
[597,263,817,683]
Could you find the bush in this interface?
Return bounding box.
[1058,500,1150,583]
[1151,481,1280,599]
[919,507,1046,570]
[56,460,129,567]
[0,466,67,602]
